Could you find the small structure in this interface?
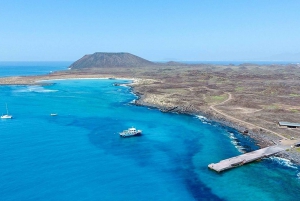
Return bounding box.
[278,122,300,128]
[208,145,285,172]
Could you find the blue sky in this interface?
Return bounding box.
[0,0,300,61]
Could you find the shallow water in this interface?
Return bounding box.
[0,64,299,200]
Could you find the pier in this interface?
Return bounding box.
[208,145,285,172]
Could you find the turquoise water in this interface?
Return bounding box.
[0,64,300,200]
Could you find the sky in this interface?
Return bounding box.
[0,0,300,61]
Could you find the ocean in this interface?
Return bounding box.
[0,62,70,77]
[0,62,299,201]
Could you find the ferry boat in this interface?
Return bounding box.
[119,127,142,137]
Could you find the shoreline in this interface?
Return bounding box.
[37,77,137,82]
[128,81,300,165]
[133,95,300,165]
[1,73,300,165]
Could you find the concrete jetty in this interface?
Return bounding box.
[208,145,285,172]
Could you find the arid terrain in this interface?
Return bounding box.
[1,62,300,161]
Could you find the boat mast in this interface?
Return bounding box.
[6,103,9,115]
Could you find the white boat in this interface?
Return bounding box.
[119,127,142,137]
[1,104,12,119]
[50,113,57,116]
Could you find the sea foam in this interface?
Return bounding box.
[269,156,298,169]
[228,132,246,153]
[14,86,58,93]
[195,115,211,124]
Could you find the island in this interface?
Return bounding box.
[1,52,300,163]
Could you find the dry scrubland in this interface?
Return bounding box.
[1,64,300,148]
[71,64,300,138]
[74,64,300,147]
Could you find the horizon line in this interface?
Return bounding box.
[0,60,300,63]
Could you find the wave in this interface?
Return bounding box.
[269,156,298,170]
[195,115,211,125]
[195,115,207,120]
[130,99,136,104]
[230,140,246,153]
[120,84,130,87]
[14,86,58,93]
[227,132,246,153]
[229,132,237,140]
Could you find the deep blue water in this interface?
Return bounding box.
[0,62,71,77]
[0,63,300,200]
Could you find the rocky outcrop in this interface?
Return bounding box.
[69,52,155,69]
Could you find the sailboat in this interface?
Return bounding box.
[1,104,12,119]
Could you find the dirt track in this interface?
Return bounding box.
[210,93,288,140]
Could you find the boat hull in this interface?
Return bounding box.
[119,132,142,138]
[1,115,12,119]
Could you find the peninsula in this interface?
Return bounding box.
[1,52,300,163]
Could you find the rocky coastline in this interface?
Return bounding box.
[1,72,299,165]
[128,82,300,165]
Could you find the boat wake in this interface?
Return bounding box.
[14,86,58,93]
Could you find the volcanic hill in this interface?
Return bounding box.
[69,52,155,69]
